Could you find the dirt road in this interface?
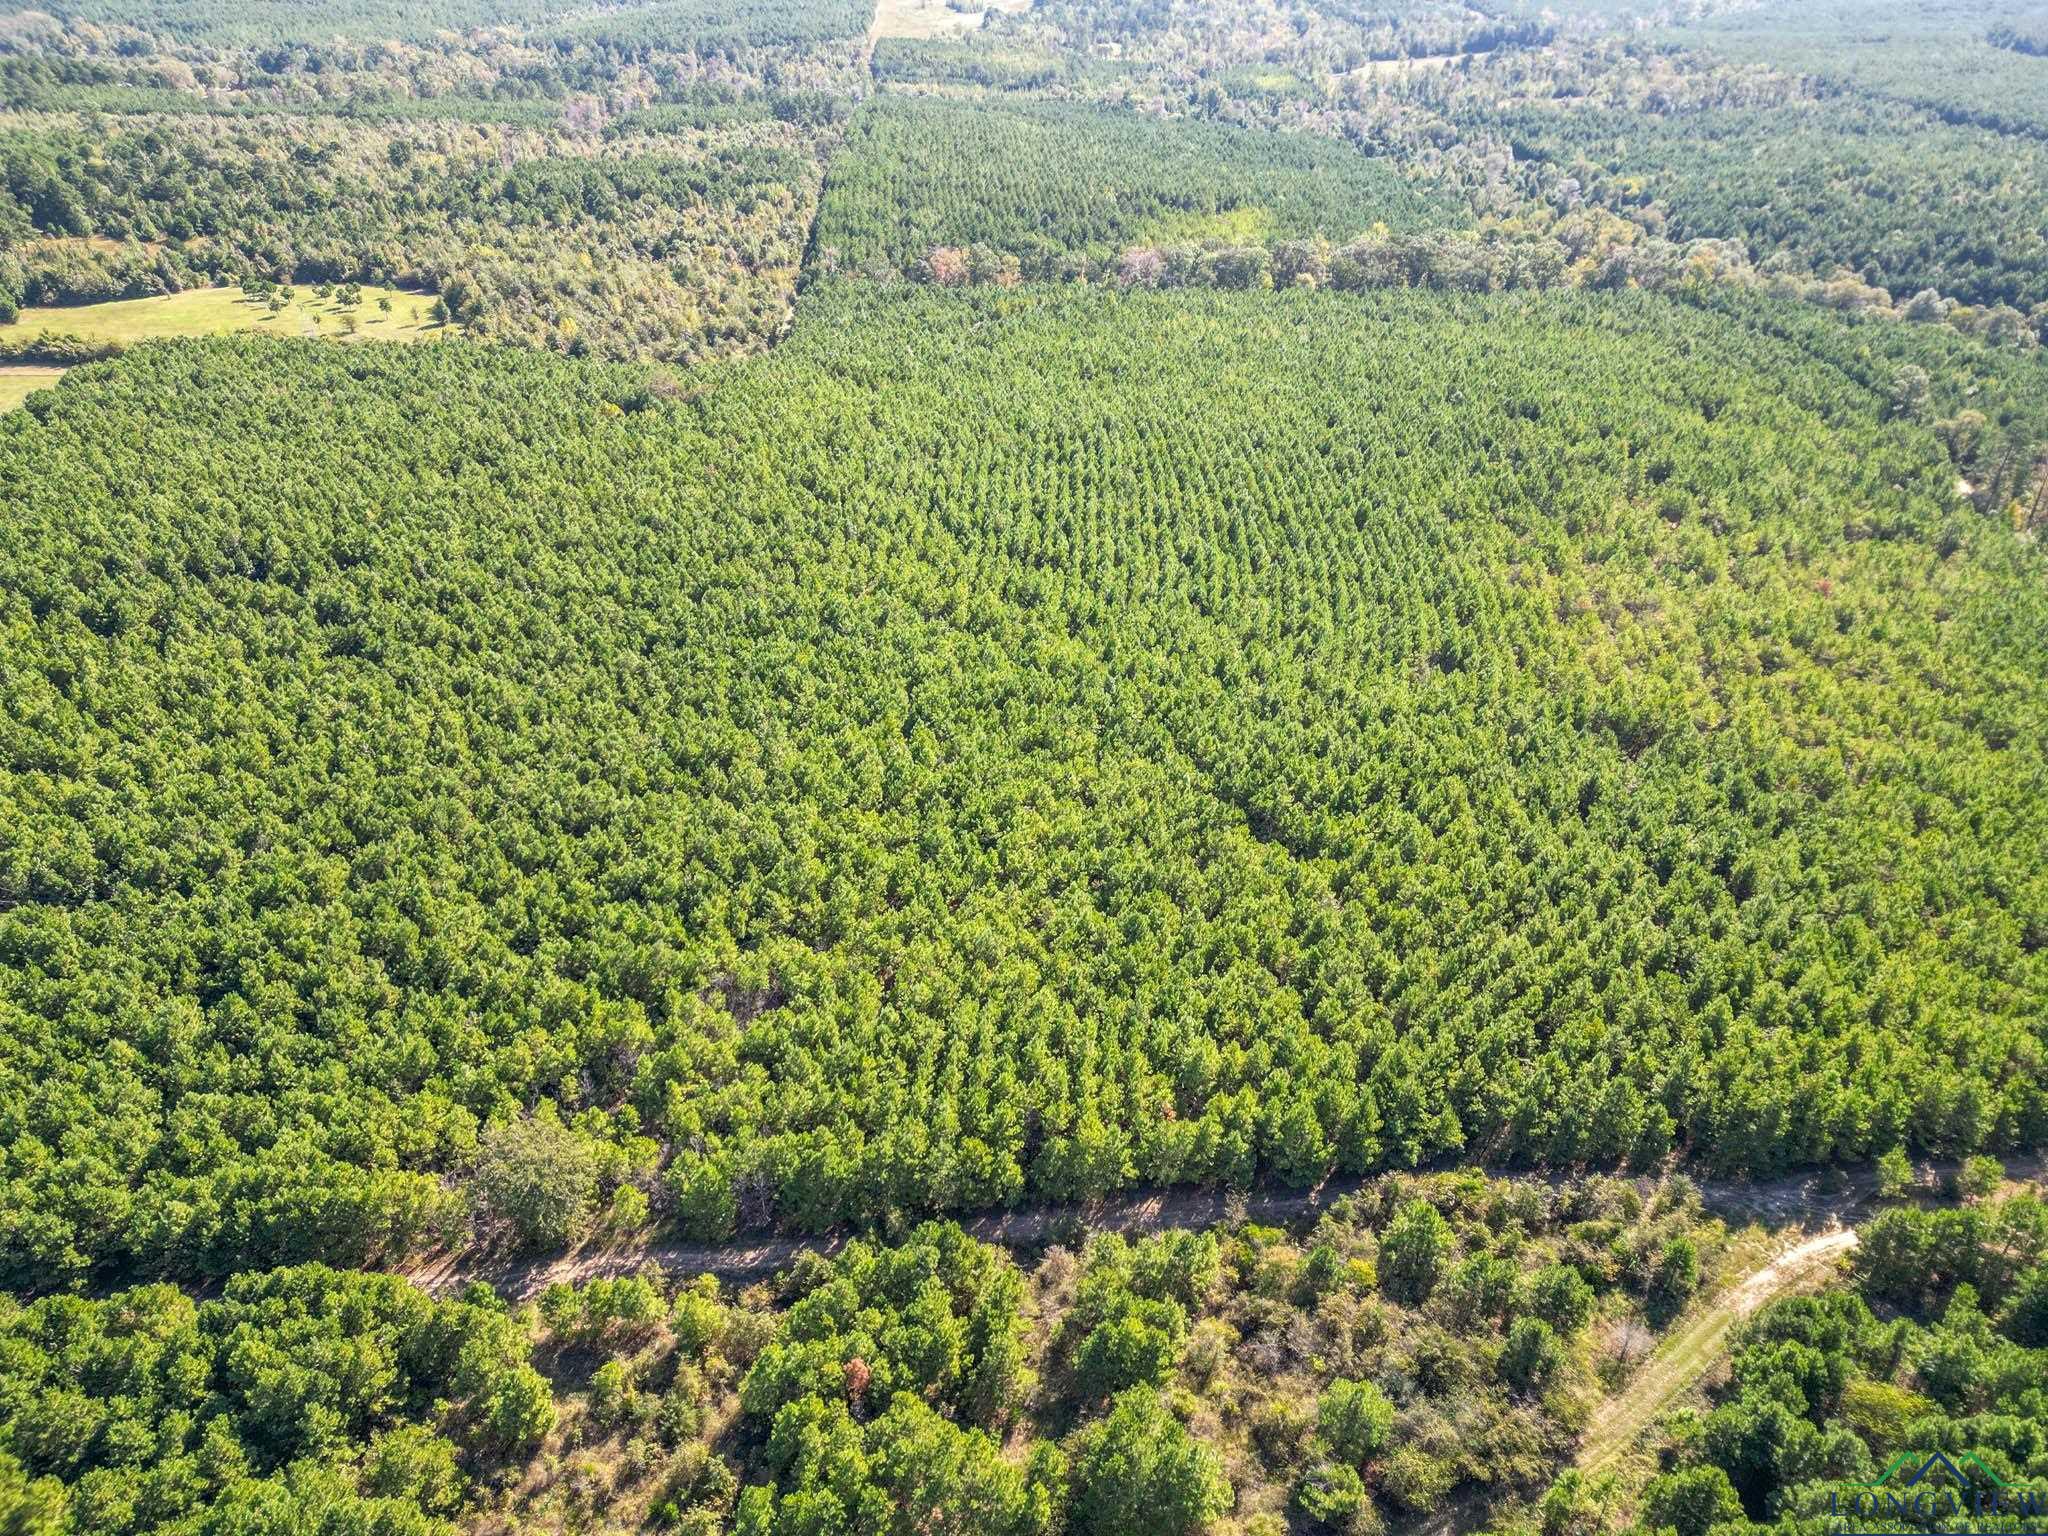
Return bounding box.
[409,1181,1334,1297]
[405,1155,2043,1299]
[1576,1223,1863,1475]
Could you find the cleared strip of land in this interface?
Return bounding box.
[408,1158,2046,1300]
[1577,1224,1862,1476]
[6,283,435,352]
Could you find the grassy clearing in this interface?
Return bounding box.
[0,367,64,413]
[7,284,439,349]
[871,0,1028,41]
[1336,53,1461,87]
[1,284,441,409]
[1141,204,1277,247]
[1576,1223,1861,1483]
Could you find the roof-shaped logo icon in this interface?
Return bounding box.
[1857,1452,2015,1490]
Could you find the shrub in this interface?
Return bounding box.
[1317,1378,1396,1466]
[1501,1317,1563,1393]
[1297,1460,1369,1526]
[1380,1202,1454,1305]
[473,1114,599,1250]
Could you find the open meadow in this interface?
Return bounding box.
[8,283,435,350]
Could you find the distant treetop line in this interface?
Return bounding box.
[2,0,2044,368]
[0,0,872,49]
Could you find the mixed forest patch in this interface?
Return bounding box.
[0,0,873,49]
[0,106,824,361]
[1669,0,2048,141]
[1642,1185,2048,1536]
[1490,99,2048,314]
[0,1171,1742,1536]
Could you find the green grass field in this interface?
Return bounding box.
[8,284,436,350]
[0,284,441,410]
[0,368,64,413]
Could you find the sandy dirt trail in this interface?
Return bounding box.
[1576,1224,1862,1475]
[404,1157,2047,1300]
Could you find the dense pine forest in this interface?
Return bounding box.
[1,0,2046,1531]
[5,285,2045,1283]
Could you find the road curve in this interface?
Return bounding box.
[1576,1223,1863,1476]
